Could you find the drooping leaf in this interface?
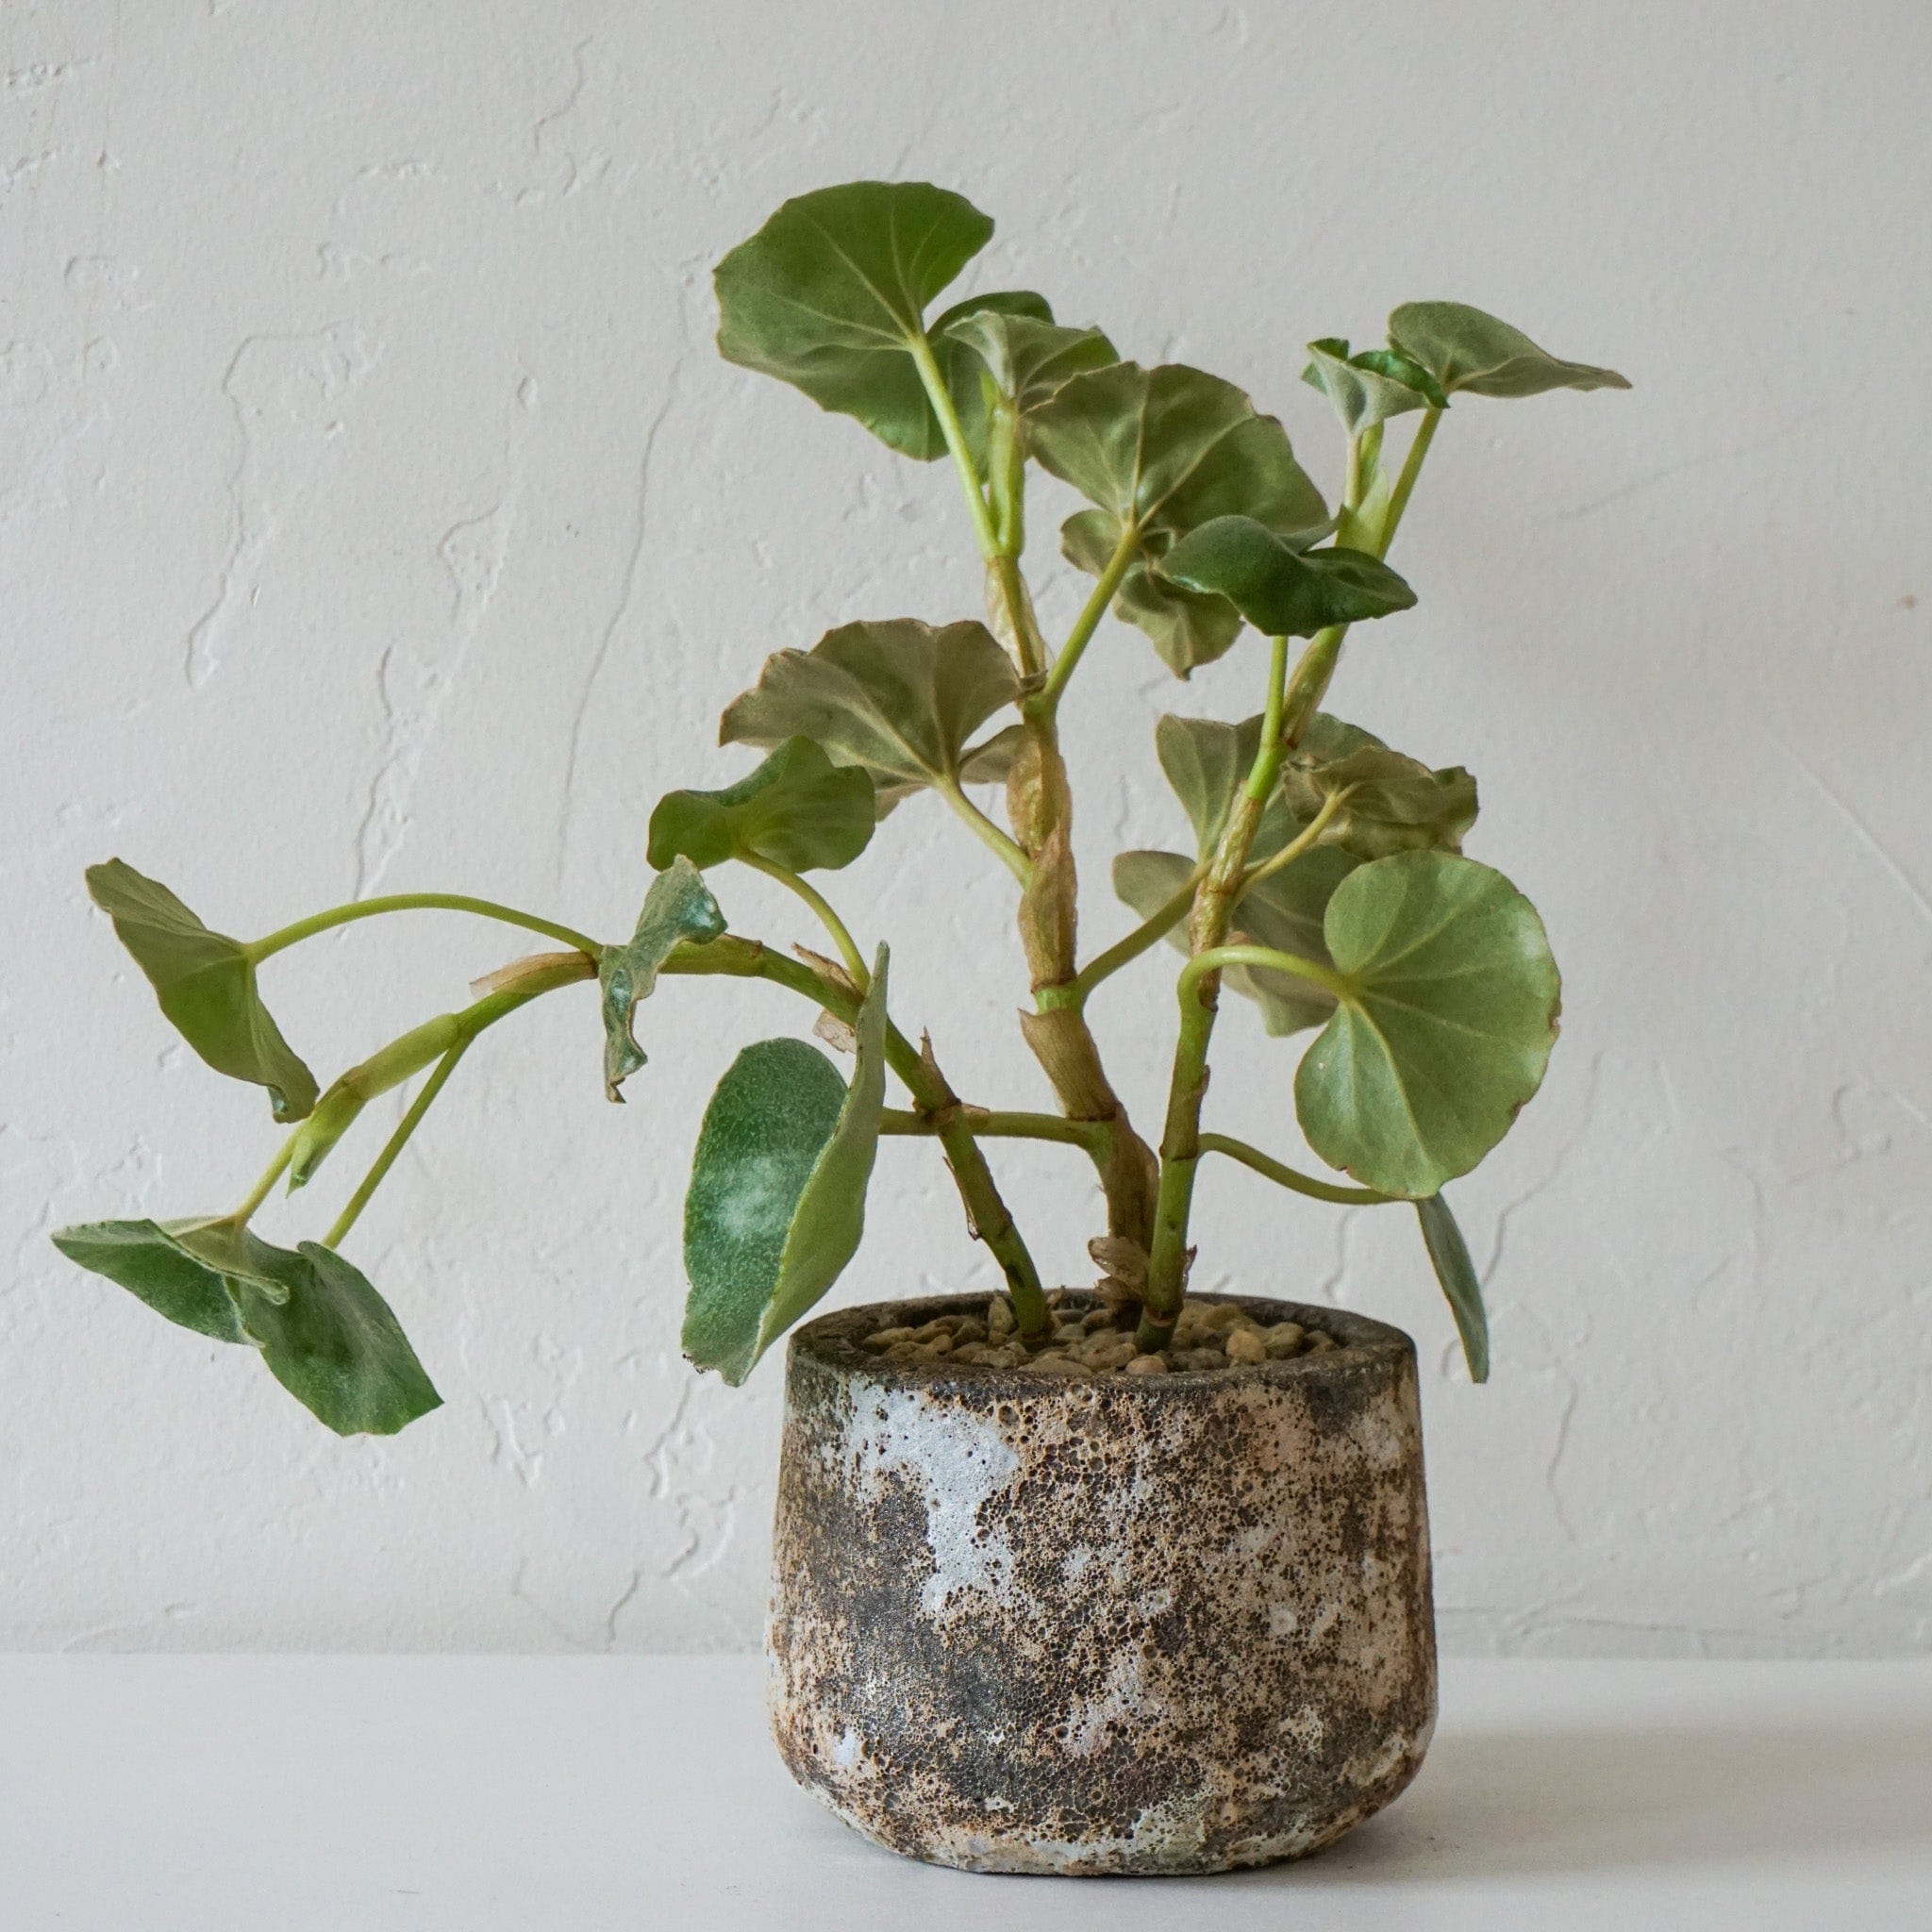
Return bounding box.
[681,946,891,1386]
[1031,362,1328,675]
[1294,852,1560,1196]
[598,858,726,1101]
[1283,740,1479,860]
[1387,302,1630,400]
[1111,843,1356,1036]
[85,859,318,1122]
[647,738,875,875]
[1159,516,1417,639]
[713,180,998,458]
[719,619,1020,811]
[286,1012,463,1191]
[958,720,1025,788]
[230,1241,441,1437]
[1301,338,1446,438]
[941,305,1119,461]
[51,1218,441,1434]
[1153,712,1300,859]
[1061,508,1241,676]
[1416,1191,1489,1383]
[50,1215,292,1342]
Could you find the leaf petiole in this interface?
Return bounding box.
[1196,1132,1394,1206]
[741,858,871,990]
[229,1137,296,1228]
[1031,520,1140,718]
[248,893,600,967]
[325,1041,471,1248]
[908,329,1002,561]
[938,777,1034,886]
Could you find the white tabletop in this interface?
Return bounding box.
[2,1655,1926,1929]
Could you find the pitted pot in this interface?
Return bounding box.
[765,1291,1436,1876]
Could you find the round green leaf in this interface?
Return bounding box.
[1388,302,1630,399]
[719,618,1020,810]
[681,948,891,1386]
[86,859,318,1122]
[1294,852,1561,1196]
[647,738,875,875]
[713,180,995,458]
[1158,516,1418,639]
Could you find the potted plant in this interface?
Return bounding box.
[53,180,1625,1874]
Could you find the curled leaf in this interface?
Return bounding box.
[681,947,891,1385]
[599,858,726,1100]
[647,737,875,874]
[1283,741,1478,860]
[1416,1191,1489,1384]
[1302,338,1446,437]
[1158,516,1417,639]
[86,859,318,1122]
[1388,302,1630,400]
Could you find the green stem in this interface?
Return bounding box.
[230,1137,295,1226]
[1197,1132,1393,1206]
[908,330,1001,560]
[1181,941,1348,1005]
[1378,408,1441,554]
[325,1042,471,1248]
[249,893,600,966]
[939,777,1034,886]
[320,951,595,1245]
[1049,862,1208,1011]
[741,858,869,989]
[1246,634,1292,800]
[880,1107,1109,1152]
[1031,522,1140,718]
[1237,788,1346,891]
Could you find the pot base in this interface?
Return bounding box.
[766,1292,1437,1877]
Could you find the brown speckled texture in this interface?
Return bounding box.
[766,1291,1436,1875]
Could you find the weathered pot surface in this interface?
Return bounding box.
[766,1291,1436,1876]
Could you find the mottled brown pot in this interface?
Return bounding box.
[766,1291,1436,1876]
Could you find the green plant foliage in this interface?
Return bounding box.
[1153,712,1305,859]
[1294,852,1560,1196]
[647,737,876,875]
[1416,1191,1489,1383]
[720,618,1021,810]
[1031,362,1328,675]
[1283,739,1479,860]
[1159,516,1417,639]
[51,1217,440,1434]
[941,305,1119,463]
[1388,302,1630,400]
[85,859,318,1122]
[714,180,1007,458]
[681,948,891,1385]
[599,858,727,1101]
[287,1013,462,1190]
[1302,338,1446,437]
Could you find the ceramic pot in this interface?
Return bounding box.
[765,1291,1436,1875]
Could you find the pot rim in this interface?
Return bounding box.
[788,1289,1416,1395]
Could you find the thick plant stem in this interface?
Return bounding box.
[659,935,1051,1339]
[249,892,600,965]
[1137,636,1293,1351]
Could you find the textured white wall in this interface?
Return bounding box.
[3,0,1927,1657]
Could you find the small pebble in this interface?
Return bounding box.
[1200,1304,1246,1333]
[913,1317,956,1341]
[1224,1327,1268,1365]
[1081,1307,1118,1333]
[1024,1355,1091,1376]
[1308,1330,1338,1352]
[865,1325,918,1351]
[987,1299,1015,1340]
[951,1317,987,1345]
[1124,1354,1169,1376]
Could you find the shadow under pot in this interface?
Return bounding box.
[765,1291,1437,1876]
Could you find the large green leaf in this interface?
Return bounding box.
[1294,852,1560,1196]
[713,180,998,458]
[1112,844,1355,1036]
[86,859,318,1122]
[647,738,875,875]
[1388,302,1630,400]
[719,619,1020,811]
[1031,362,1328,676]
[233,1241,441,1437]
[1416,1191,1489,1383]
[1159,516,1417,639]
[51,1217,441,1434]
[1283,739,1478,860]
[681,947,891,1386]
[598,858,726,1101]
[1302,338,1446,438]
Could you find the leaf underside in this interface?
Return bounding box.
[647,736,876,874]
[598,858,727,1100]
[1388,301,1630,400]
